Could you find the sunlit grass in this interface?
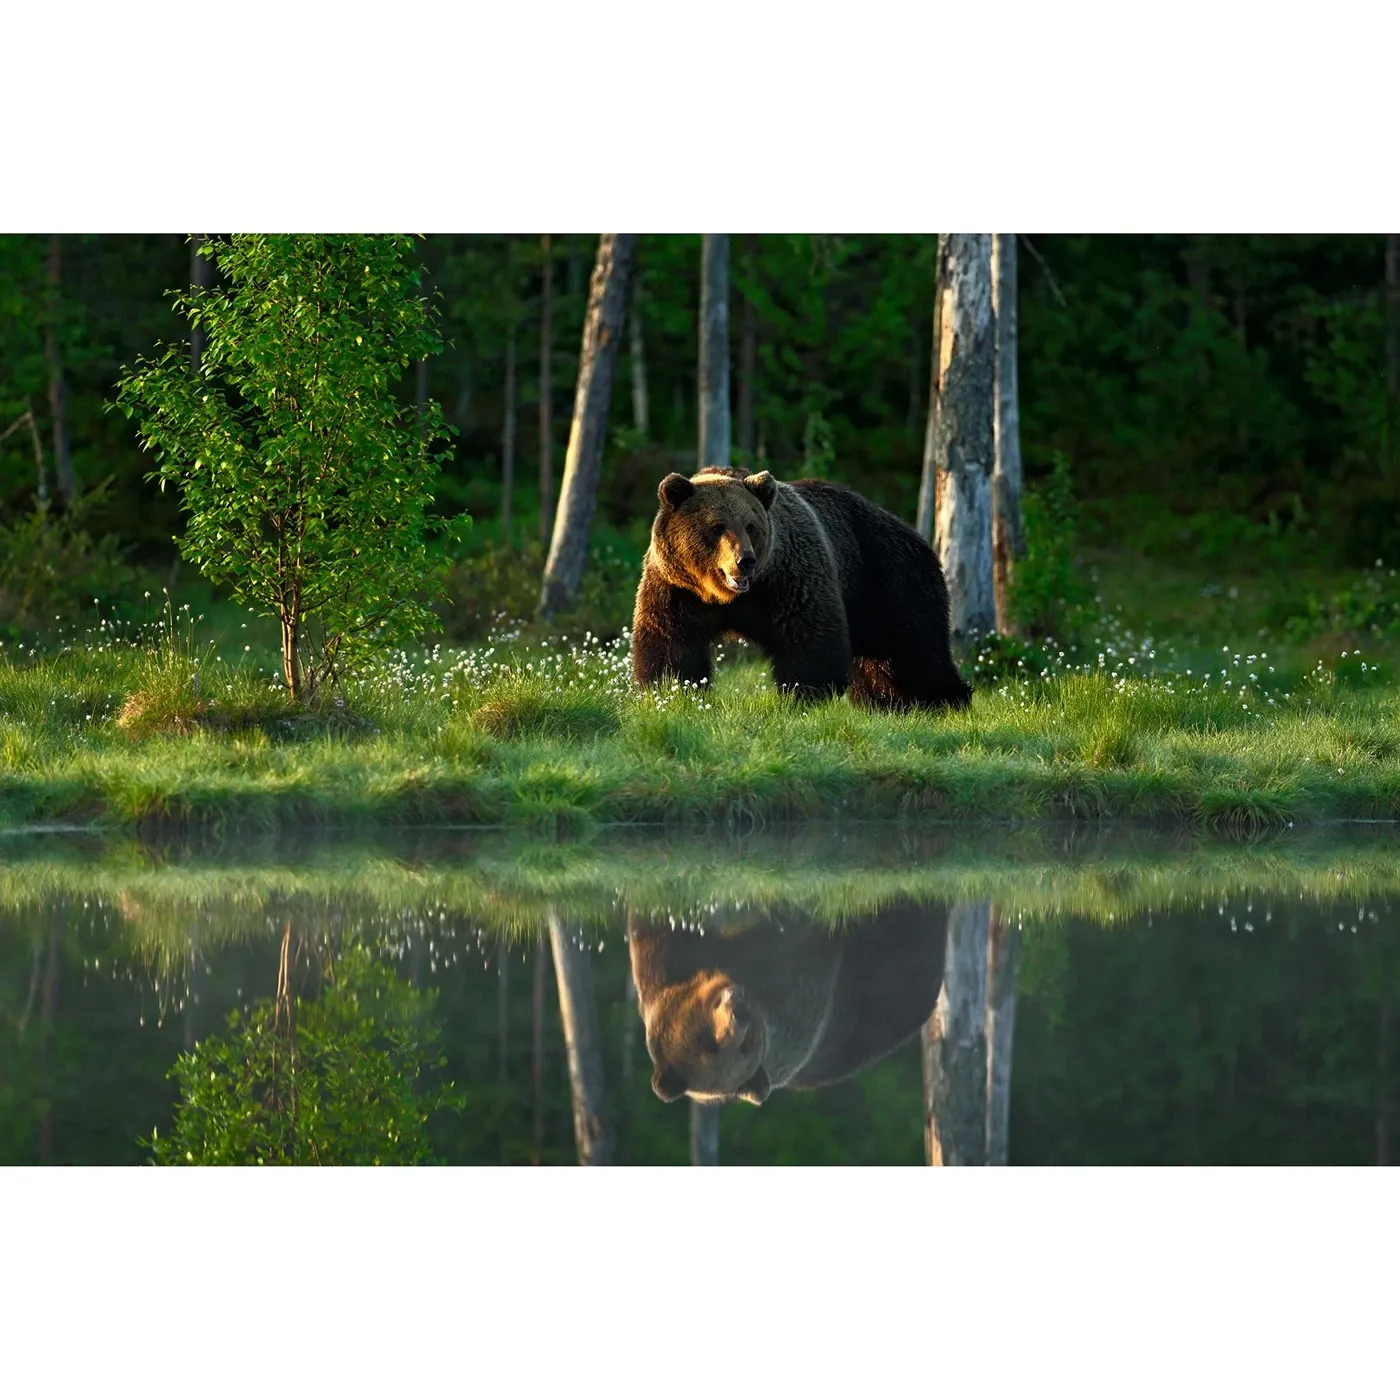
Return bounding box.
[1,609,1399,833]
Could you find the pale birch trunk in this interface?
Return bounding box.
[45,235,75,509]
[698,234,731,469]
[991,234,1024,636]
[630,274,650,439]
[921,901,990,1166]
[502,321,517,529]
[189,236,213,374]
[737,235,757,462]
[917,235,995,642]
[547,912,613,1165]
[984,910,1020,1166]
[538,234,636,619]
[690,1102,720,1166]
[539,234,554,543]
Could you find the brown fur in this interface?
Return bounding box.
[630,466,971,709]
[628,902,948,1107]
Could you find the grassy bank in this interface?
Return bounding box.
[2,611,1400,834]
[5,824,1400,977]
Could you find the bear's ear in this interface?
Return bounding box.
[652,1064,688,1103]
[735,1065,771,1106]
[743,471,777,510]
[659,473,695,509]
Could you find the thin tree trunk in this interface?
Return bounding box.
[183,930,203,1053]
[189,236,213,374]
[917,233,996,642]
[281,609,301,701]
[690,1101,720,1166]
[45,235,75,509]
[630,278,650,440]
[737,235,757,462]
[1386,235,1399,478]
[38,907,63,1164]
[0,406,47,504]
[532,938,546,1165]
[921,901,990,1166]
[620,967,638,1161]
[539,234,554,543]
[538,234,636,619]
[984,909,1020,1166]
[498,935,510,1164]
[991,233,1024,637]
[1379,998,1392,1168]
[502,321,517,529]
[547,912,613,1166]
[905,320,923,444]
[498,936,510,1080]
[699,234,732,469]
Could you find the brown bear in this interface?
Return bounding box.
[630,467,971,709]
[628,901,948,1106]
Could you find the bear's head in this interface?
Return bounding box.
[643,970,772,1106]
[648,467,779,605]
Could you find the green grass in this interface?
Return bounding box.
[2,604,1400,834]
[6,823,1400,978]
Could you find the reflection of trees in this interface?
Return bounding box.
[922,903,990,1165]
[922,903,1021,1166]
[986,914,1022,1167]
[690,1102,720,1166]
[150,933,460,1166]
[547,911,612,1165]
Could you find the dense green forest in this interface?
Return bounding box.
[3,233,1397,608]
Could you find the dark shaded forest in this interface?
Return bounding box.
[4,233,1397,583]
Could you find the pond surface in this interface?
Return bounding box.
[2,824,1398,1165]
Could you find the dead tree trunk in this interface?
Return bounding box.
[45,235,76,509]
[0,405,47,505]
[538,234,636,619]
[737,235,758,462]
[698,234,732,469]
[916,234,996,642]
[189,236,213,374]
[991,234,1024,636]
[547,912,613,1165]
[922,901,991,1166]
[539,234,554,543]
[984,909,1021,1166]
[690,1101,720,1166]
[630,274,650,440]
[502,320,517,530]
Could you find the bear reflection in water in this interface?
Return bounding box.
[628,901,947,1106]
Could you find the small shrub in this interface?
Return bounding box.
[1011,453,1092,641]
[148,944,462,1166]
[0,482,134,634]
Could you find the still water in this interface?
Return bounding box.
[2,824,1398,1165]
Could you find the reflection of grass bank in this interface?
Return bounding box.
[5,825,1400,975]
[4,637,1400,833]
